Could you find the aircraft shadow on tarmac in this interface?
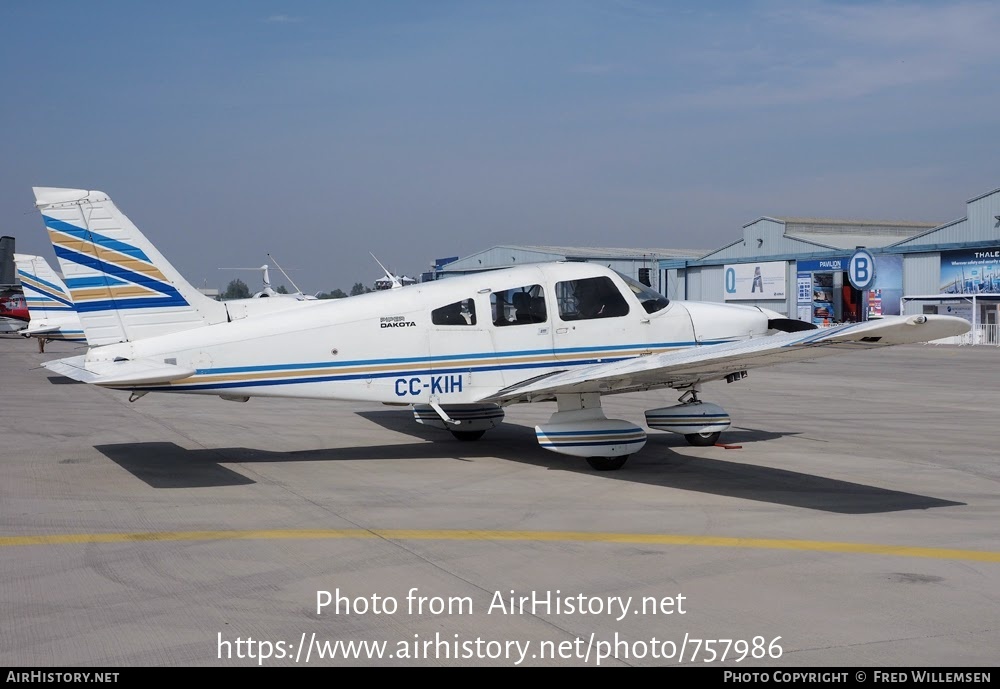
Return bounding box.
[93,411,963,514]
[47,375,84,385]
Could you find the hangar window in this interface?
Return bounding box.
[492,285,547,326]
[556,277,630,320]
[432,298,477,326]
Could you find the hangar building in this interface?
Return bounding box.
[421,184,1000,345]
[660,185,1000,344]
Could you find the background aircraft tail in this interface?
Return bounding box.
[0,236,15,286]
[34,187,228,346]
[13,253,86,341]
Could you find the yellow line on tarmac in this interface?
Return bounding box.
[0,529,998,562]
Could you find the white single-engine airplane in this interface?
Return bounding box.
[35,187,970,470]
[13,253,86,343]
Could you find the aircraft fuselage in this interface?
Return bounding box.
[82,262,772,404]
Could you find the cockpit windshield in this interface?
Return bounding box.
[615,271,670,314]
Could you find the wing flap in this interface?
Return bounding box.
[41,355,196,386]
[480,315,970,402]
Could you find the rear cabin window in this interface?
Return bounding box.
[556,277,630,320]
[431,298,477,326]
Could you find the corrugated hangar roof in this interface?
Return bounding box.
[519,245,706,258]
[754,216,939,251]
[783,233,922,250]
[773,217,938,228]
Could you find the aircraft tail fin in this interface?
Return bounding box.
[0,235,15,286]
[13,253,86,341]
[33,187,228,346]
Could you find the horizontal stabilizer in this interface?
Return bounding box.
[41,355,195,386]
[23,323,62,335]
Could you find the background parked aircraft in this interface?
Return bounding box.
[0,235,27,334]
[220,254,319,300]
[0,287,29,335]
[13,253,85,350]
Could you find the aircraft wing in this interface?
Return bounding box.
[481,314,970,403]
[42,355,196,386]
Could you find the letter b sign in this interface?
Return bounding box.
[848,249,876,290]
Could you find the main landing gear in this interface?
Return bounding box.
[413,403,504,443]
[535,393,647,471]
[416,387,733,472]
[684,430,722,446]
[585,456,630,471]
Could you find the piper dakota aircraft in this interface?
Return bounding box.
[34,187,969,470]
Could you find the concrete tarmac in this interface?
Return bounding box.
[1,336,998,667]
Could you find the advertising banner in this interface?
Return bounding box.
[796,273,811,305]
[872,253,902,316]
[724,262,786,301]
[796,257,849,272]
[940,248,1000,294]
[940,301,974,321]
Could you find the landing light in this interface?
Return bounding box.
[725,371,747,384]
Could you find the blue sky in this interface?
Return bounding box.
[2,1,998,294]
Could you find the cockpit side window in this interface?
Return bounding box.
[555,276,630,320]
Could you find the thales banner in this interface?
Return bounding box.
[724,262,786,300]
[940,247,1000,294]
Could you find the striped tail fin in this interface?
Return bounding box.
[12,253,86,342]
[33,187,228,346]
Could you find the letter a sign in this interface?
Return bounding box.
[848,249,876,291]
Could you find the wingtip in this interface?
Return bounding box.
[910,313,973,330]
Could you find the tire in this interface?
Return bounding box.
[451,430,486,441]
[585,455,629,471]
[685,431,721,447]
